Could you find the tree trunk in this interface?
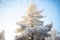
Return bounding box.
[31,33,33,40]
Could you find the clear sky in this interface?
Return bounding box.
[0,0,60,40]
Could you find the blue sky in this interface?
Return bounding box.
[0,0,60,40]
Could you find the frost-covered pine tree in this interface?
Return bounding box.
[15,1,53,40]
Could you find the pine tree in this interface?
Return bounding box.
[15,1,53,40]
